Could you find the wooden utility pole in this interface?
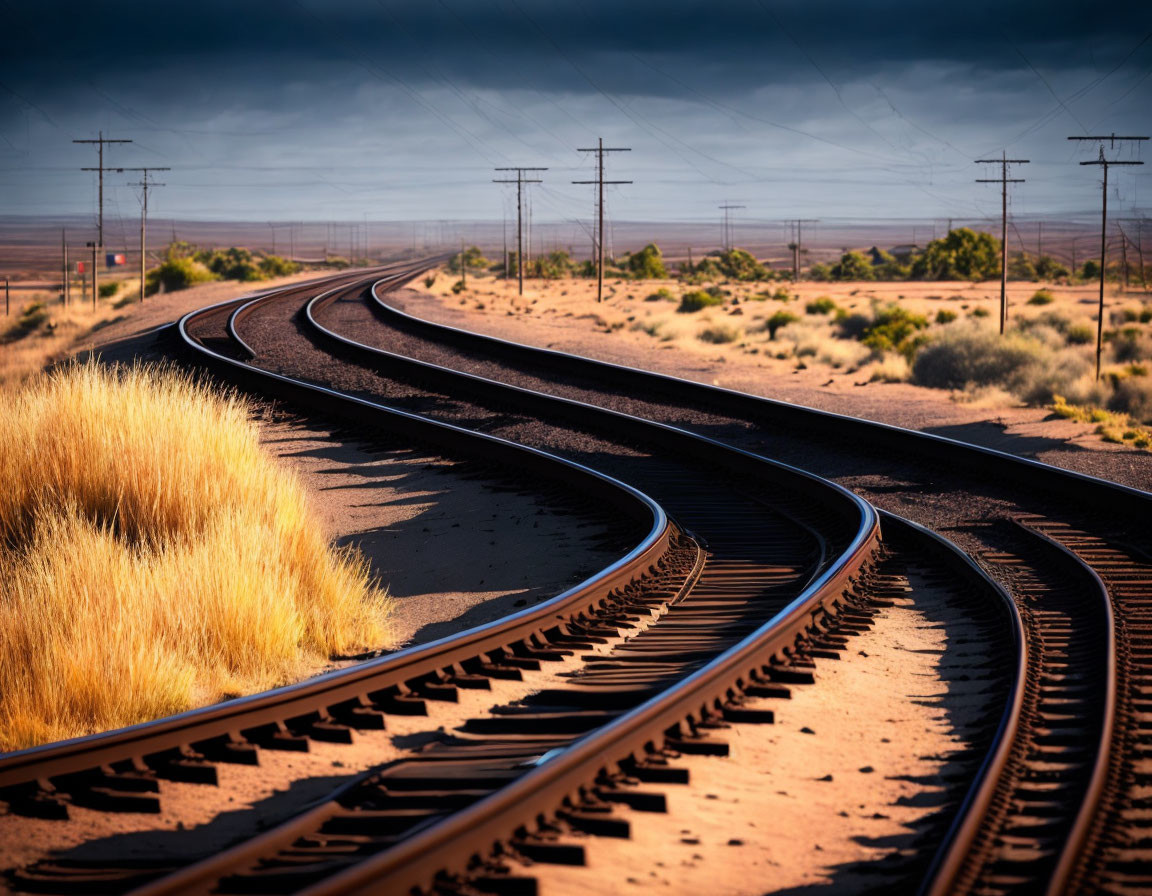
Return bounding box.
[573,138,631,302]
[87,242,98,311]
[125,167,169,303]
[719,203,745,252]
[1069,135,1147,378]
[976,152,1029,334]
[74,131,132,249]
[493,166,546,295]
[62,229,69,306]
[786,219,819,283]
[4,278,8,316]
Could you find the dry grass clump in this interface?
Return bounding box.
[698,322,743,344]
[911,323,1099,405]
[0,362,392,750]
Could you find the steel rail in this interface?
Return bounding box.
[0,264,668,794]
[919,523,1117,896]
[367,283,1152,511]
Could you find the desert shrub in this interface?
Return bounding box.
[451,280,466,294]
[98,281,120,299]
[646,288,674,302]
[912,325,1094,404]
[936,309,959,325]
[765,310,800,339]
[870,353,911,382]
[1081,260,1101,280]
[2,302,49,343]
[1066,324,1094,345]
[259,255,301,278]
[1106,374,1152,421]
[625,244,668,279]
[807,263,832,281]
[806,296,838,315]
[698,323,742,344]
[717,248,768,281]
[1035,256,1070,280]
[1028,289,1055,306]
[424,275,436,289]
[1009,252,1037,281]
[1111,328,1152,363]
[970,307,991,318]
[860,305,930,358]
[678,290,724,313]
[836,312,871,339]
[147,257,216,295]
[449,246,491,274]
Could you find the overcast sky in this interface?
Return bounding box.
[2,0,1149,231]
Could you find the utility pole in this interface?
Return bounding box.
[62,228,69,307]
[1069,134,1147,378]
[719,203,745,252]
[4,278,8,316]
[493,166,546,296]
[74,131,132,249]
[573,138,631,302]
[786,219,819,283]
[125,167,169,303]
[86,241,98,311]
[1117,218,1149,292]
[975,151,1029,334]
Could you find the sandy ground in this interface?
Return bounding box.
[409,272,1152,477]
[257,417,621,649]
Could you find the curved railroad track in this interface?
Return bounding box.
[2,264,913,895]
[306,271,1151,894]
[2,264,1148,894]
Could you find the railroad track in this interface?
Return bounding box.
[3,265,1148,893]
[301,272,1151,894]
[1,264,904,894]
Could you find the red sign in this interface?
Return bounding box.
[76,261,87,274]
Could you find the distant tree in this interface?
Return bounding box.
[718,248,768,281]
[1080,259,1101,280]
[625,243,668,279]
[871,249,910,280]
[829,250,875,281]
[449,245,490,274]
[1035,255,1070,281]
[910,228,1000,280]
[1008,252,1037,281]
[529,250,575,279]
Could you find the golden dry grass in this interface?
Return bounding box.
[0,361,393,750]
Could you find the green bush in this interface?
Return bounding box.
[259,255,301,278]
[970,307,991,318]
[1028,289,1055,306]
[766,310,799,339]
[529,250,575,279]
[805,297,838,315]
[424,275,436,289]
[625,244,668,279]
[98,281,120,299]
[828,251,875,281]
[449,246,491,274]
[910,228,1000,281]
[936,309,959,325]
[147,257,216,295]
[645,288,674,302]
[678,290,724,313]
[860,305,930,358]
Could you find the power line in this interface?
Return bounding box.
[493,166,547,295]
[573,138,631,302]
[976,151,1029,334]
[74,131,132,247]
[1069,133,1148,378]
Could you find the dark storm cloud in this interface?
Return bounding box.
[7,0,1150,101]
